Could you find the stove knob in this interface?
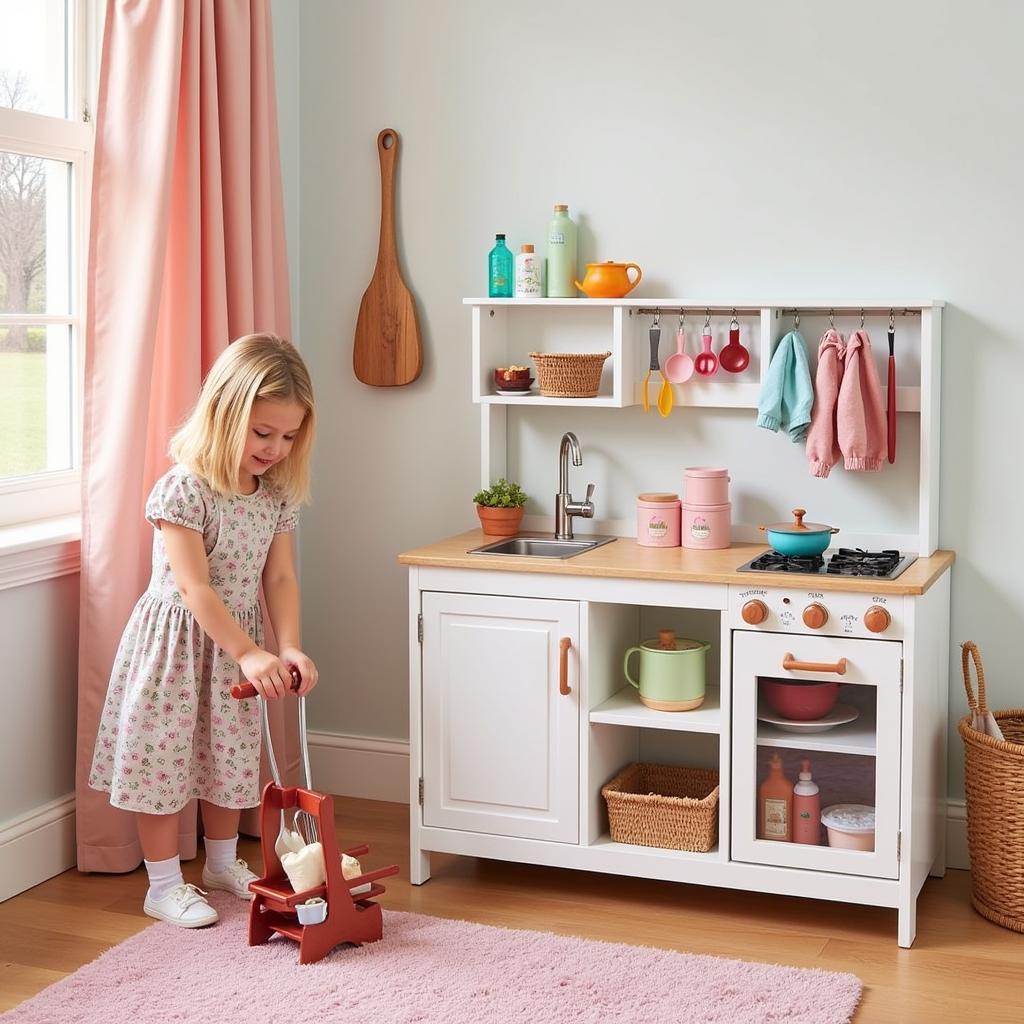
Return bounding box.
[742,599,768,625]
[864,605,891,633]
[802,602,829,629]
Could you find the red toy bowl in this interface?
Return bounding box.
[761,679,840,720]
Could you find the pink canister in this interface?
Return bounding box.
[682,501,731,550]
[637,493,681,547]
[684,467,730,507]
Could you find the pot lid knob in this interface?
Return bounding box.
[657,629,676,650]
[792,508,807,530]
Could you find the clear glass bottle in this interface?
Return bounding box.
[488,234,514,298]
[545,204,578,297]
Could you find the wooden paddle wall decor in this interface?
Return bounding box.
[353,129,423,387]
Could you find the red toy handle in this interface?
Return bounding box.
[231,666,302,700]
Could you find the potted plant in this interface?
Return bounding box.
[474,478,528,537]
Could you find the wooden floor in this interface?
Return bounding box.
[2,797,1022,1022]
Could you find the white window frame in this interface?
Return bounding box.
[0,0,97,531]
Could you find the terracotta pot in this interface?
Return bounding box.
[476,504,524,537]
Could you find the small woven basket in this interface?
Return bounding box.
[528,351,611,398]
[601,763,719,853]
[957,641,1024,933]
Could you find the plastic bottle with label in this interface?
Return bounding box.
[545,204,578,297]
[515,244,543,297]
[758,753,793,842]
[488,234,514,298]
[793,759,822,845]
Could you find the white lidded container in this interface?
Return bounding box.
[821,804,876,851]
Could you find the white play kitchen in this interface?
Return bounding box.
[399,297,953,948]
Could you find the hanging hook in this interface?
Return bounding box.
[704,308,711,329]
[860,308,865,329]
[793,308,800,329]
[889,307,895,331]
[730,308,739,328]
[653,308,660,328]
[678,309,685,329]
[829,308,835,328]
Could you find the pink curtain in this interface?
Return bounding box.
[76,0,294,873]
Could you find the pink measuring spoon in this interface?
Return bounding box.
[663,314,695,383]
[694,311,719,376]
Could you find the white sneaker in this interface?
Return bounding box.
[202,857,258,899]
[144,883,219,928]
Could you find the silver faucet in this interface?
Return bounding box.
[555,431,596,540]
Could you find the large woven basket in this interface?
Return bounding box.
[601,762,719,852]
[528,351,610,398]
[957,641,1024,933]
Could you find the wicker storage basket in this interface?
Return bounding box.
[958,641,1024,933]
[601,762,719,852]
[528,351,611,398]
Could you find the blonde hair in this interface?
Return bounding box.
[169,334,316,506]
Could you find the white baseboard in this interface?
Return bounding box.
[307,731,411,804]
[945,798,969,871]
[0,770,970,903]
[0,794,76,902]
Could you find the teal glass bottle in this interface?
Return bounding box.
[488,234,514,298]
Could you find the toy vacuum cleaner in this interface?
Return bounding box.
[232,671,398,964]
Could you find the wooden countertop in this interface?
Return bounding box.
[398,531,955,596]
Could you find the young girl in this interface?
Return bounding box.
[89,333,318,928]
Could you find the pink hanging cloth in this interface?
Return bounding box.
[838,329,887,472]
[805,329,845,478]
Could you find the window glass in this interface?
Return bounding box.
[0,151,71,316]
[0,324,74,479]
[0,0,69,119]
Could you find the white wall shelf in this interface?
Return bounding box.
[465,297,944,555]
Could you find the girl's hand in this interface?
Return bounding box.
[280,647,319,696]
[238,648,293,700]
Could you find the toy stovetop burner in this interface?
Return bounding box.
[232,672,399,965]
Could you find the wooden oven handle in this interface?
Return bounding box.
[782,653,847,675]
[559,637,572,695]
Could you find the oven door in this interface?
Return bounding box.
[731,630,902,879]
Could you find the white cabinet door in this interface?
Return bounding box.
[732,630,902,879]
[421,592,579,843]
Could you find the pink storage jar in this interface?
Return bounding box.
[684,467,730,506]
[637,493,681,547]
[682,501,731,550]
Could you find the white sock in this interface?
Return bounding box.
[145,855,183,902]
[204,834,239,874]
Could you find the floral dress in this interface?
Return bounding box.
[88,465,298,814]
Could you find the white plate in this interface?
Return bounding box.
[495,388,536,396]
[757,703,860,734]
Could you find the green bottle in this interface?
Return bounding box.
[545,204,578,297]
[488,234,514,298]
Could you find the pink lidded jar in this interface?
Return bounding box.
[682,501,731,549]
[683,467,730,507]
[636,493,681,547]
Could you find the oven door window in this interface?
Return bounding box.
[731,631,902,879]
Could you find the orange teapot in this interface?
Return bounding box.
[574,261,643,299]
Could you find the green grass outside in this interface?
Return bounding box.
[0,350,48,478]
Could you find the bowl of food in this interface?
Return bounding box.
[760,678,840,720]
[494,365,533,390]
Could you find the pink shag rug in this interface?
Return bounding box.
[2,895,862,1023]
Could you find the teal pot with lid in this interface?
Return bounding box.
[760,507,839,557]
